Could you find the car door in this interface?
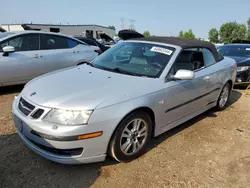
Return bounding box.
[160,48,210,127]
[199,48,222,105]
[40,34,81,73]
[0,33,45,86]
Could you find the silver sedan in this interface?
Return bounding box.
[12,36,237,164]
[0,31,99,87]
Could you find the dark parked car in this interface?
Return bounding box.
[73,36,109,54]
[218,43,250,84]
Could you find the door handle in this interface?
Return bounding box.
[203,76,210,81]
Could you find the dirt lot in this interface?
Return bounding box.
[0,85,250,188]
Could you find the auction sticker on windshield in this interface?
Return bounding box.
[150,47,173,55]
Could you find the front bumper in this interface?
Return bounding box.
[12,96,120,164]
[236,70,250,83]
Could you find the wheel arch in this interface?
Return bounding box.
[107,106,156,152]
[226,79,233,90]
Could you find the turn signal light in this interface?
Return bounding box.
[77,131,103,140]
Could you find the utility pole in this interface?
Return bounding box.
[120,17,125,30]
[129,19,135,30]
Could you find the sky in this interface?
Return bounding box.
[1,0,250,38]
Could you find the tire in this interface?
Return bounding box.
[216,82,231,111]
[108,111,152,162]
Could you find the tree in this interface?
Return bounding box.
[247,17,250,40]
[179,31,184,38]
[219,22,247,43]
[108,25,116,30]
[208,28,219,43]
[143,31,151,37]
[179,29,195,39]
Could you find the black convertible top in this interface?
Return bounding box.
[133,36,223,62]
[118,29,223,62]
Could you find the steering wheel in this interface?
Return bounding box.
[150,62,163,69]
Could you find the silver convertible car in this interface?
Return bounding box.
[12,33,237,164]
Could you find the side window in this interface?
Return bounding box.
[41,35,69,50]
[87,40,98,46]
[202,48,216,67]
[80,38,97,46]
[0,34,39,52]
[67,38,78,48]
[170,48,205,75]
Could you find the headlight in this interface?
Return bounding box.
[237,66,249,72]
[44,109,93,125]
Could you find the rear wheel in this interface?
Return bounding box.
[216,82,231,110]
[108,112,152,162]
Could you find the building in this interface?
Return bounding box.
[1,23,116,39]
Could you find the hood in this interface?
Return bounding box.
[21,65,159,110]
[0,27,6,32]
[118,29,145,40]
[227,56,250,66]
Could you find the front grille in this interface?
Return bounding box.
[18,97,35,116]
[26,137,83,156]
[31,109,44,119]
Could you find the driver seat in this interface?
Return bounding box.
[172,51,194,74]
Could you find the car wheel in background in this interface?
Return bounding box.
[216,82,231,111]
[108,112,152,162]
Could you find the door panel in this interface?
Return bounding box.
[0,51,45,85]
[201,48,222,103]
[161,75,208,127]
[0,34,44,85]
[75,44,99,62]
[40,34,78,73]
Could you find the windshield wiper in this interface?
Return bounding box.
[103,67,142,76]
[84,62,95,67]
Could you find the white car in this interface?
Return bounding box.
[0,31,100,87]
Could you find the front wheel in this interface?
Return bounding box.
[216,82,231,110]
[108,112,152,162]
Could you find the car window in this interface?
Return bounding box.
[217,45,250,57]
[202,48,216,67]
[67,38,78,48]
[0,34,39,52]
[92,42,175,78]
[79,38,97,46]
[169,48,205,75]
[41,34,69,50]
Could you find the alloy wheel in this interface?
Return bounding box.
[120,118,148,156]
[219,85,229,108]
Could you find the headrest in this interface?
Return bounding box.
[191,51,203,61]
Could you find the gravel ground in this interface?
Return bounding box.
[0,85,250,188]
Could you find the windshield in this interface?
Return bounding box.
[91,42,175,78]
[0,32,15,39]
[217,45,250,57]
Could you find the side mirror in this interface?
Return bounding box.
[172,69,195,80]
[2,46,15,56]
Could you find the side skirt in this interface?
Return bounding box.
[154,102,217,137]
